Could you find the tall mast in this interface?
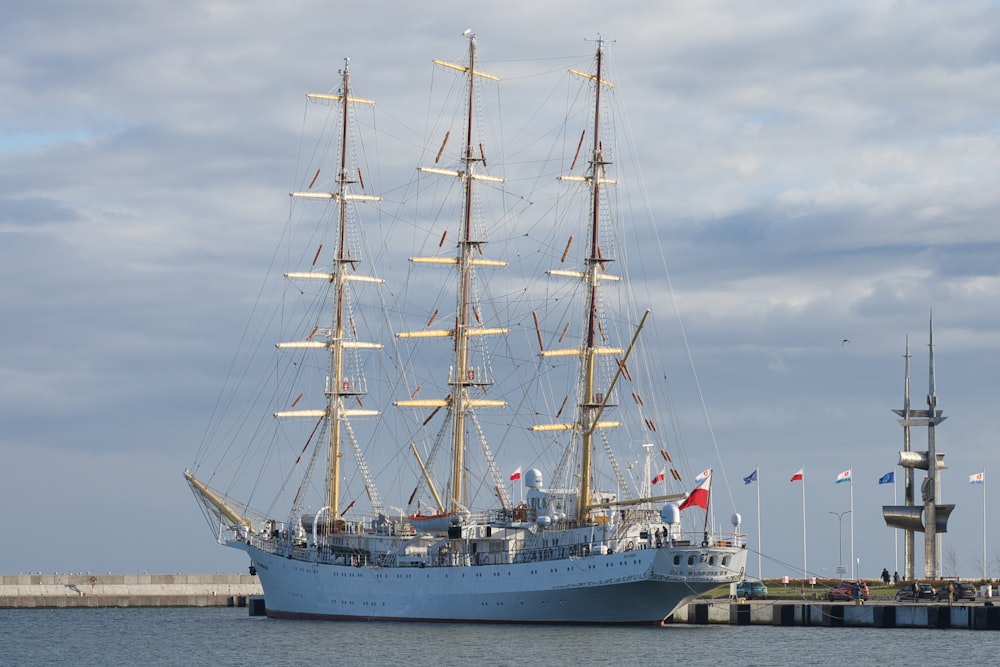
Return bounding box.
[449,32,478,513]
[396,32,508,515]
[530,38,623,522]
[326,60,354,521]
[279,60,384,530]
[578,40,607,521]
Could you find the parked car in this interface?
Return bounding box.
[827,580,870,601]
[736,580,768,600]
[895,582,937,601]
[935,581,978,602]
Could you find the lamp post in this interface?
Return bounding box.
[829,510,852,578]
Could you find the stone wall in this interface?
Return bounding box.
[0,574,262,608]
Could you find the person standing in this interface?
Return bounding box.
[881,568,890,585]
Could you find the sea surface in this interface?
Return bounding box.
[3,605,1000,666]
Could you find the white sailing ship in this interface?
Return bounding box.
[187,34,747,624]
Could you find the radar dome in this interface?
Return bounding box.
[661,503,681,525]
[524,468,543,489]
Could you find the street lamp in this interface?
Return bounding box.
[829,510,852,578]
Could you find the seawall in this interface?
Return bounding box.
[668,600,1000,630]
[0,574,262,609]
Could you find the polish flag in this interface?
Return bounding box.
[790,468,804,483]
[679,470,711,510]
[509,466,522,482]
[651,468,666,485]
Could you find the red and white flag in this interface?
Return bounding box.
[651,468,666,485]
[790,468,804,482]
[679,470,711,510]
[509,466,522,482]
[694,469,711,483]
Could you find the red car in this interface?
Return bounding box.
[827,580,870,601]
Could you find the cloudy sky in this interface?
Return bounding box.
[3,0,999,581]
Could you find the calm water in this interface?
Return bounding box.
[3,606,1000,666]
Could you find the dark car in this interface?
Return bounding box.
[935,581,978,602]
[896,582,937,601]
[736,580,767,600]
[827,580,870,601]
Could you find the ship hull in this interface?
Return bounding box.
[232,540,744,624]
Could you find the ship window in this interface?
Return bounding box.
[673,555,680,565]
[723,556,730,566]
[709,556,716,565]
[688,555,695,565]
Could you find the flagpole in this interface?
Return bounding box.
[709,474,716,538]
[849,467,855,580]
[893,475,898,578]
[802,465,807,582]
[756,465,762,580]
[984,469,987,581]
[509,467,523,504]
[703,472,713,536]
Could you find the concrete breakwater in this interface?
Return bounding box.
[669,600,1000,630]
[0,574,262,609]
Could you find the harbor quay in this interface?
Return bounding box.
[670,599,1000,630]
[0,573,262,609]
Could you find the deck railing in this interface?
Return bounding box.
[230,522,745,570]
